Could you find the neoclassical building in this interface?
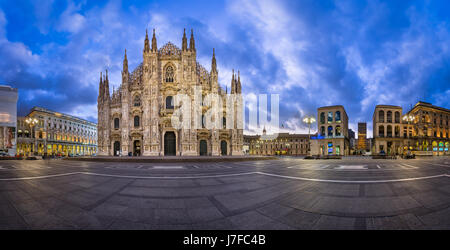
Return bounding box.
[16,107,97,156]
[244,130,310,156]
[97,29,244,156]
[373,102,449,156]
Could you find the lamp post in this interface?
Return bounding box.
[402,114,414,156]
[303,116,316,156]
[25,117,38,156]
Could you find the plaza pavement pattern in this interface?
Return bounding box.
[0,157,449,230]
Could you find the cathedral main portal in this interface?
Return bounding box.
[164,132,176,156]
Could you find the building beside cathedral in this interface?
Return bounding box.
[372,102,449,156]
[97,29,244,156]
[244,130,310,156]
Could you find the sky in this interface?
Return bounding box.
[1,0,449,137]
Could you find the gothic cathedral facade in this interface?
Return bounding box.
[97,29,244,156]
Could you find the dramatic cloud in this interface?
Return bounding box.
[0,0,449,137]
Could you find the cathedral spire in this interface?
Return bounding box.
[123,49,128,73]
[151,29,157,52]
[144,29,150,53]
[211,48,217,73]
[231,69,235,94]
[104,69,110,99]
[99,71,104,98]
[182,28,188,51]
[237,70,241,93]
[189,29,195,52]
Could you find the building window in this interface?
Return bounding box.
[335,125,341,136]
[320,126,325,136]
[114,118,120,129]
[327,112,333,123]
[327,126,333,137]
[335,111,341,123]
[133,95,141,107]
[222,117,226,129]
[202,114,206,128]
[379,125,384,137]
[134,116,140,127]
[166,96,174,109]
[379,110,384,123]
[395,126,400,137]
[165,65,174,82]
[387,125,392,137]
[395,111,400,123]
[320,112,325,124]
[387,111,392,123]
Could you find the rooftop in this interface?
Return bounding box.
[27,107,97,126]
[0,85,18,92]
[374,104,402,109]
[318,105,345,110]
[408,101,450,113]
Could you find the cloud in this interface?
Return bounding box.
[0,0,449,134]
[32,0,55,34]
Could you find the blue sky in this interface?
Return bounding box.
[1,0,449,137]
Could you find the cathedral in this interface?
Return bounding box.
[97,29,244,156]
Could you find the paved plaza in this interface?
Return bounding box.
[0,156,449,230]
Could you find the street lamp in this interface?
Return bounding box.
[402,114,414,156]
[303,116,316,156]
[25,117,38,156]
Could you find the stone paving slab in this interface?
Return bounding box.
[66,156,277,163]
[0,158,449,229]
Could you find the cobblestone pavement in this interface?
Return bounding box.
[0,157,449,229]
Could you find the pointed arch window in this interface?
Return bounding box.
[114,118,120,129]
[165,65,174,82]
[166,96,174,109]
[134,116,140,128]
